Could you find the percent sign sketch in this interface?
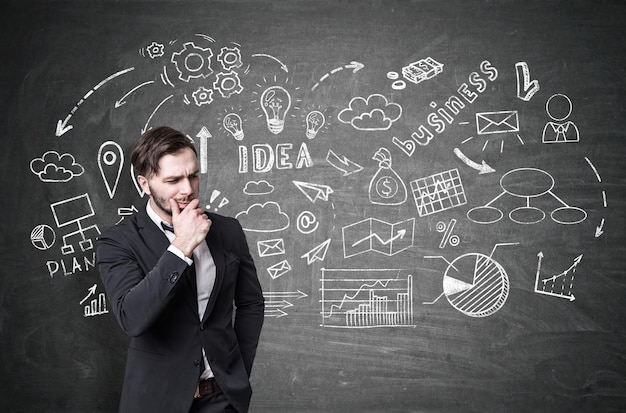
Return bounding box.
[436,219,460,248]
[424,242,518,317]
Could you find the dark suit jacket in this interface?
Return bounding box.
[97,208,264,413]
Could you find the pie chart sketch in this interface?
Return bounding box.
[30,224,56,251]
[442,252,509,317]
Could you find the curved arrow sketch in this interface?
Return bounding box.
[142,94,174,133]
[454,147,495,174]
[312,61,364,91]
[251,53,288,72]
[115,80,155,108]
[56,67,135,136]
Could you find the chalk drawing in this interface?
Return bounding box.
[338,94,402,131]
[424,243,518,317]
[30,151,84,182]
[320,269,415,328]
[467,167,587,225]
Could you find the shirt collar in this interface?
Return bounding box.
[145,201,169,235]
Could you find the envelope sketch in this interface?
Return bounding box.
[257,238,285,257]
[267,259,291,279]
[475,110,519,135]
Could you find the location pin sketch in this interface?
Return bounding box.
[98,141,124,199]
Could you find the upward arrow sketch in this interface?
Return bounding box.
[79,284,98,305]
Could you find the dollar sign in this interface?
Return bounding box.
[378,177,396,198]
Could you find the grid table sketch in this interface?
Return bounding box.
[411,168,466,217]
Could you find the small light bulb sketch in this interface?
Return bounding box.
[223,113,244,141]
[305,110,325,139]
[260,86,291,134]
[542,93,579,143]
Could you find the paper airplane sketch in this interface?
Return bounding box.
[542,93,580,143]
[342,217,415,258]
[301,238,331,265]
[467,167,587,225]
[424,243,518,317]
[293,180,333,203]
[326,149,363,176]
[534,252,582,301]
[338,94,402,131]
[320,269,415,328]
[30,151,84,182]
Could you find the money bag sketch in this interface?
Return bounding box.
[368,147,407,205]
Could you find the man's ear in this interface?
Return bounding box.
[137,175,151,196]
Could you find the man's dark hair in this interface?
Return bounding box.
[130,126,197,177]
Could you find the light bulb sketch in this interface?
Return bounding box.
[223,113,244,141]
[260,86,291,134]
[305,110,325,139]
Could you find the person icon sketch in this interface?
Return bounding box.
[542,93,580,143]
[97,126,264,413]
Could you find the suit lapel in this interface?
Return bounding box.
[202,218,225,322]
[136,208,198,312]
[136,209,170,264]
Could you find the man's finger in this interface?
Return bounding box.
[169,198,181,217]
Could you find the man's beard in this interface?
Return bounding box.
[149,185,193,218]
[151,193,173,217]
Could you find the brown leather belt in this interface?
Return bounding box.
[194,377,221,399]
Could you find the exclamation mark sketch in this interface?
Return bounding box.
[206,189,229,211]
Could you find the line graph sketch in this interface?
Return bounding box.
[320,269,415,328]
[534,252,582,301]
[410,168,466,217]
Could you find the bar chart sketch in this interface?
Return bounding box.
[320,269,415,328]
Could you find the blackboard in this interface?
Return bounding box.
[2,1,626,412]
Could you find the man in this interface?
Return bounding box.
[97,126,264,413]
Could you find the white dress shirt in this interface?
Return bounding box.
[146,202,216,379]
